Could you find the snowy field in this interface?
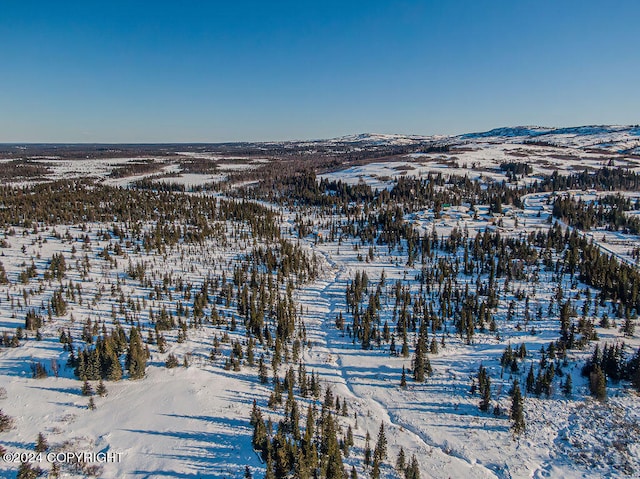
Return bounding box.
[1,127,640,479]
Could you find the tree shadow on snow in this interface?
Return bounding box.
[124,426,253,478]
[27,384,79,396]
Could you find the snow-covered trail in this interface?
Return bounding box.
[298,248,501,479]
[292,238,608,479]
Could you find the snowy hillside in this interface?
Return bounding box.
[1,128,640,479]
[460,125,640,152]
[314,125,640,152]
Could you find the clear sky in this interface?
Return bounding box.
[1,0,639,143]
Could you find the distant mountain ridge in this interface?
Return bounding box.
[1,125,638,157]
[324,125,640,154]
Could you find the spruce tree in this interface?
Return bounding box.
[412,335,427,382]
[324,386,334,410]
[374,423,387,462]
[265,456,276,479]
[104,340,123,381]
[251,416,268,459]
[258,355,269,384]
[346,424,354,449]
[49,462,60,479]
[631,349,640,392]
[321,413,344,479]
[16,461,43,479]
[364,431,372,466]
[97,379,108,397]
[478,366,491,412]
[396,447,406,472]
[510,380,525,435]
[401,333,409,358]
[302,405,318,472]
[81,378,94,396]
[526,365,535,394]
[165,353,179,368]
[35,432,49,452]
[405,455,420,479]
[371,457,381,479]
[246,338,255,366]
[622,316,635,337]
[589,365,607,401]
[0,409,14,431]
[126,327,146,379]
[563,375,572,397]
[250,399,260,426]
[0,261,8,284]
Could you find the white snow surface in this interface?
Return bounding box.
[2,128,640,478]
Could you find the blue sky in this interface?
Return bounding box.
[1,0,638,142]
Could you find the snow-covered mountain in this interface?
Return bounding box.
[459,125,640,152]
[315,125,640,153]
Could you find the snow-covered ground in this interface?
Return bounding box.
[1,127,640,478]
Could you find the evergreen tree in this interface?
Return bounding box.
[246,338,255,367]
[81,378,94,396]
[302,404,318,473]
[396,447,406,472]
[321,413,345,479]
[371,457,381,479]
[104,340,123,381]
[364,431,372,466]
[324,385,334,411]
[563,375,572,397]
[165,353,179,368]
[631,348,640,392]
[632,364,640,393]
[478,366,491,412]
[622,316,635,337]
[126,327,147,379]
[405,455,420,479]
[401,333,410,358]
[258,355,269,384]
[50,290,67,317]
[412,335,431,382]
[16,462,43,479]
[0,409,14,431]
[49,462,60,479]
[265,456,276,479]
[589,364,607,401]
[510,380,525,435]
[97,379,108,397]
[526,365,535,395]
[0,261,8,284]
[374,422,387,462]
[251,415,268,459]
[35,432,49,453]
